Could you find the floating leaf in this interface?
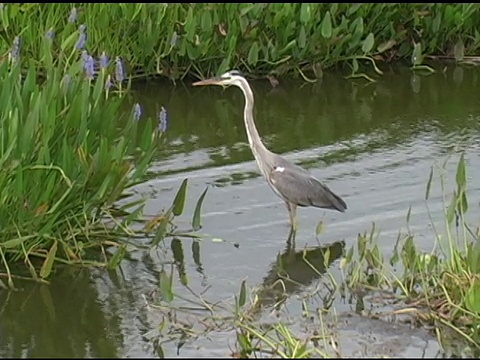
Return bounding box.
[172,178,188,216]
[321,11,332,39]
[362,32,374,53]
[192,186,209,231]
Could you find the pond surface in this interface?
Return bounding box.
[1,65,480,358]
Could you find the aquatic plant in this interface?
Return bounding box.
[0,4,479,82]
[0,28,163,287]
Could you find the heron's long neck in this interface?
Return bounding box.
[238,79,271,175]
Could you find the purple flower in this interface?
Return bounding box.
[11,36,21,63]
[115,56,125,82]
[82,51,94,80]
[99,52,109,70]
[75,24,86,50]
[158,106,167,132]
[68,7,78,23]
[45,28,55,40]
[133,103,142,121]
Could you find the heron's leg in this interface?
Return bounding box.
[285,201,298,231]
[286,226,296,250]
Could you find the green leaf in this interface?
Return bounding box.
[247,41,259,65]
[159,269,174,303]
[1,235,35,249]
[465,280,480,312]
[238,279,247,308]
[192,240,202,268]
[315,219,325,236]
[172,178,188,216]
[298,25,306,49]
[321,11,332,39]
[411,42,423,66]
[201,11,212,30]
[300,3,311,24]
[192,186,209,231]
[107,245,127,269]
[352,58,359,73]
[153,208,172,246]
[362,32,375,53]
[454,39,465,62]
[456,152,466,188]
[40,241,57,279]
[377,39,396,54]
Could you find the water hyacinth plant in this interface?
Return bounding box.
[0,28,162,287]
[0,4,479,81]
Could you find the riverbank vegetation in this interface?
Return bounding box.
[0,3,479,357]
[1,3,480,82]
[146,154,480,357]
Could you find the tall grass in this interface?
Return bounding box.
[1,4,480,81]
[0,18,164,287]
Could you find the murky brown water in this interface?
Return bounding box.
[1,65,480,358]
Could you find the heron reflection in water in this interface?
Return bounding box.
[193,71,347,232]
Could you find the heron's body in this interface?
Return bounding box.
[193,70,347,230]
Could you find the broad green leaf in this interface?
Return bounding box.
[300,3,311,24]
[171,238,185,264]
[238,279,247,308]
[172,178,188,216]
[153,208,172,246]
[40,241,57,279]
[298,25,306,49]
[107,245,127,269]
[192,186,209,231]
[1,235,35,249]
[465,280,480,312]
[362,32,375,53]
[352,58,359,73]
[456,152,466,188]
[411,42,423,66]
[377,39,396,53]
[321,11,332,39]
[192,240,202,268]
[247,41,259,65]
[315,219,325,236]
[159,269,174,303]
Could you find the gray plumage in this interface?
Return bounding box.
[193,70,347,230]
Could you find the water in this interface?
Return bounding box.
[1,65,480,358]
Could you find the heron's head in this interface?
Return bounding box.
[193,70,245,88]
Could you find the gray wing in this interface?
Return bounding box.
[268,164,347,212]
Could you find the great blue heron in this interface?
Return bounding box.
[193,70,347,231]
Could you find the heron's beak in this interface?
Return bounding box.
[192,76,224,86]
